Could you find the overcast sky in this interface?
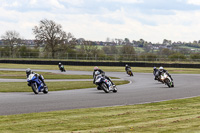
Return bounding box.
[1,0,200,43]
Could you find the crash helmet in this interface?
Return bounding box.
[95,71,100,76]
[153,67,157,69]
[125,64,128,67]
[59,62,61,65]
[94,66,99,70]
[26,68,32,75]
[159,66,164,72]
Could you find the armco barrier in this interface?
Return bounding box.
[0,60,200,68]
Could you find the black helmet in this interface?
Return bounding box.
[26,68,32,75]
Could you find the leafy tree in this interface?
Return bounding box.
[17,46,39,58]
[190,53,200,60]
[1,30,21,57]
[32,19,69,58]
[120,45,136,60]
[159,48,173,56]
[102,45,118,55]
[124,38,130,45]
[78,41,103,60]
[139,53,157,61]
[168,53,186,61]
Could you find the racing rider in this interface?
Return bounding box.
[26,68,47,87]
[158,66,173,81]
[93,66,115,86]
[125,64,131,74]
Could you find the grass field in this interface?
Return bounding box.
[0,96,200,132]
[0,70,94,79]
[0,80,129,92]
[1,63,200,74]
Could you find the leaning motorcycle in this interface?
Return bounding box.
[95,75,117,93]
[27,74,48,94]
[127,68,133,76]
[59,65,66,72]
[160,72,174,88]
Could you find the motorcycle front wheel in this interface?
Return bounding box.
[164,79,171,88]
[101,83,109,93]
[43,86,48,94]
[113,86,117,93]
[31,83,39,94]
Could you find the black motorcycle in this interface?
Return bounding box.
[59,65,66,72]
[126,68,133,76]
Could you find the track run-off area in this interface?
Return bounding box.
[0,68,200,115]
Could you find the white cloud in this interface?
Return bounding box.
[1,0,200,43]
[187,0,200,5]
[30,0,37,5]
[97,0,143,3]
[59,0,84,5]
[1,1,21,8]
[49,0,65,9]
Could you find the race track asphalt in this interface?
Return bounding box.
[0,68,200,115]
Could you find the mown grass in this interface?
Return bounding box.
[1,63,200,74]
[0,96,200,132]
[0,70,118,79]
[0,80,129,92]
[0,70,93,79]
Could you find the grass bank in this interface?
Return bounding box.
[0,80,129,92]
[0,70,94,79]
[1,63,200,74]
[0,96,200,132]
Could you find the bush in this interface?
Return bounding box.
[168,53,186,61]
[190,53,200,60]
[139,53,157,61]
[17,46,39,58]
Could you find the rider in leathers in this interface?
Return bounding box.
[158,66,173,81]
[26,68,47,87]
[153,67,158,80]
[125,64,131,74]
[93,66,115,86]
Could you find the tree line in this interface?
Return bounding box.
[1,19,200,61]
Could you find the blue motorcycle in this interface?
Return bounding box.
[95,74,117,93]
[27,74,48,94]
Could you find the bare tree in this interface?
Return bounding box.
[1,30,21,57]
[32,19,68,58]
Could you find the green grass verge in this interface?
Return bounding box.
[0,70,118,79]
[0,80,129,92]
[1,63,200,74]
[0,71,94,79]
[0,96,200,132]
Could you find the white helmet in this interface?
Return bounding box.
[26,68,32,75]
[159,66,163,72]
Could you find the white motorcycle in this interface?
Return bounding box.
[95,74,117,93]
[160,72,174,88]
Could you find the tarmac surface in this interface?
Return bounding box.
[0,68,200,115]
